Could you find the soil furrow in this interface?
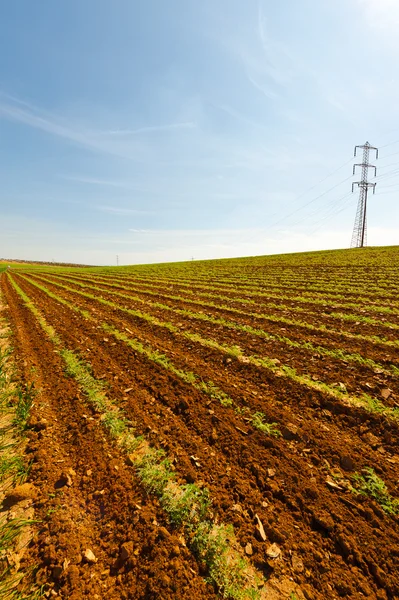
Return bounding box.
[1,274,217,600]
[8,273,399,599]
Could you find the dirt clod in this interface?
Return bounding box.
[82,549,97,564]
[245,543,253,556]
[340,454,355,471]
[281,423,299,440]
[52,565,63,580]
[313,512,335,532]
[57,471,73,487]
[381,388,391,400]
[3,483,36,506]
[119,541,133,562]
[266,543,281,559]
[292,553,305,573]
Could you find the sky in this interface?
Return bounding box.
[1,0,399,265]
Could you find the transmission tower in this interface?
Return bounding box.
[351,141,378,248]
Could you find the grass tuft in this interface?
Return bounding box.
[250,412,281,437]
[352,467,399,515]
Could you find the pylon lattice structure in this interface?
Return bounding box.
[351,142,379,248]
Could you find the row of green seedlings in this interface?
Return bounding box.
[0,311,42,600]
[54,272,399,332]
[351,468,399,516]
[122,259,399,287]
[54,270,399,318]
[181,269,399,296]
[68,265,398,299]
[99,274,399,331]
[81,268,399,307]
[46,272,399,350]
[19,275,399,420]
[15,275,281,437]
[31,273,399,380]
[50,268,399,318]
[9,277,268,600]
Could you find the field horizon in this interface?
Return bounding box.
[1,243,399,272]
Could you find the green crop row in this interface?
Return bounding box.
[16,274,282,434]
[31,273,399,378]
[74,266,399,303]
[8,274,271,600]
[57,271,399,333]
[47,267,399,319]
[19,274,399,419]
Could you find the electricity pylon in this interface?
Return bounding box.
[351,142,378,248]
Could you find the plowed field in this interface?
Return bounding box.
[1,246,399,600]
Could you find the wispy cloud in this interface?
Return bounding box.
[61,175,135,189]
[0,99,94,147]
[97,206,155,216]
[215,104,272,129]
[0,94,195,160]
[104,122,196,135]
[0,95,141,159]
[128,227,264,237]
[246,74,278,100]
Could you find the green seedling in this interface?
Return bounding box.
[352,467,399,515]
[250,412,281,437]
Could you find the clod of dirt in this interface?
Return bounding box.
[281,423,299,440]
[245,543,253,556]
[340,454,355,472]
[119,541,133,562]
[210,428,218,443]
[3,483,37,507]
[67,565,80,589]
[157,526,171,540]
[27,415,48,430]
[361,431,379,448]
[170,545,180,557]
[57,473,72,488]
[291,553,305,573]
[52,565,63,580]
[266,543,281,559]
[267,468,276,478]
[160,573,171,588]
[57,468,75,488]
[313,511,335,532]
[255,514,267,541]
[82,549,97,564]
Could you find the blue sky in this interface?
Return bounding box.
[1,0,399,265]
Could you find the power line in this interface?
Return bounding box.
[287,191,353,229]
[379,140,399,149]
[376,149,399,160]
[268,173,353,230]
[309,202,355,236]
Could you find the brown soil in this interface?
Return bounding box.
[26,273,399,399]
[1,275,217,600]
[2,265,399,600]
